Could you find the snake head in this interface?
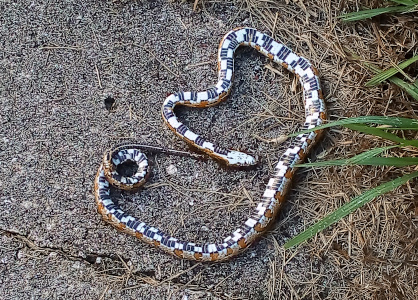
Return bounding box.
[226,150,257,167]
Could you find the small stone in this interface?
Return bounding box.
[72,261,81,269]
[166,164,178,175]
[49,252,57,257]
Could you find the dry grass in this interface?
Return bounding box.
[226,0,418,299]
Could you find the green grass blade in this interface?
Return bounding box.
[343,124,407,143]
[347,146,394,163]
[288,116,418,137]
[388,76,418,101]
[382,126,418,130]
[389,0,418,5]
[297,156,418,167]
[357,157,418,166]
[295,146,396,167]
[343,124,418,147]
[346,49,418,100]
[284,172,418,249]
[365,64,418,100]
[338,6,414,21]
[365,55,418,87]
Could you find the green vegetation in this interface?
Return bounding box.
[284,116,418,249]
[339,0,418,21]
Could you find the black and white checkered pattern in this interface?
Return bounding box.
[95,27,326,261]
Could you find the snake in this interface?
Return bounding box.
[94,27,326,261]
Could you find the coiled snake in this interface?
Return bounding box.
[94,27,326,261]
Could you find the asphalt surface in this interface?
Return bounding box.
[0,1,320,299]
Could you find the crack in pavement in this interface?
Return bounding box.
[1,228,111,264]
[0,228,227,297]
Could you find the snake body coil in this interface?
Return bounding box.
[95,27,326,261]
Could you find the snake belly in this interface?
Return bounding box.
[95,27,326,261]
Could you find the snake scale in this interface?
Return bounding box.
[94,27,326,261]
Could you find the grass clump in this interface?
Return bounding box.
[284,116,418,248]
